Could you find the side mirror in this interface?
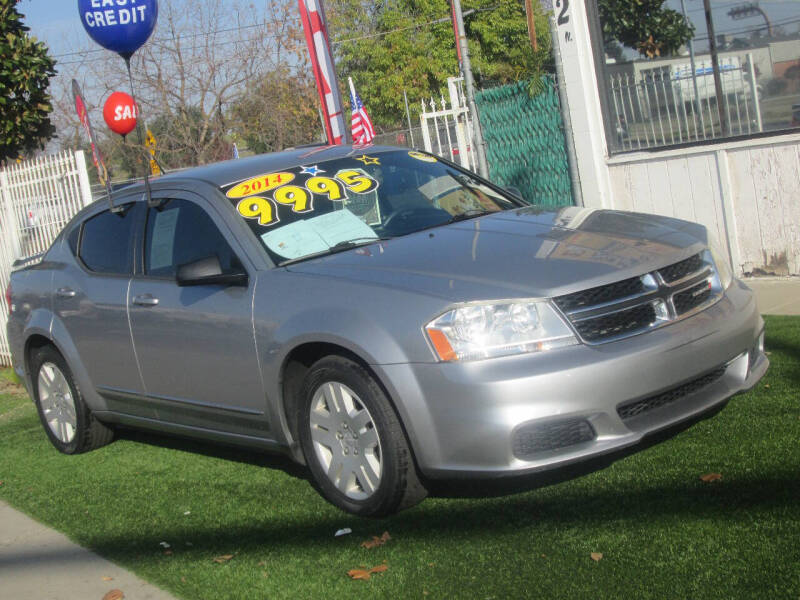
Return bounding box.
[504,186,525,202]
[176,255,248,287]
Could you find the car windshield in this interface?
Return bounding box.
[220,149,523,265]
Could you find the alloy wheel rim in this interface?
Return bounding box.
[38,362,77,444]
[309,381,382,500]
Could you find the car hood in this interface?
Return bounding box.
[285,207,708,302]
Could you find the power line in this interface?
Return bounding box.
[693,14,800,39]
[50,20,282,59]
[54,7,502,67]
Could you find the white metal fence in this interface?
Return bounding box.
[419,76,477,171]
[609,53,763,151]
[0,150,93,366]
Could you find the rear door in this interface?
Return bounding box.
[53,200,148,411]
[127,191,268,437]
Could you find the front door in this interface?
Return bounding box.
[128,193,268,437]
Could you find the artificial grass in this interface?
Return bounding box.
[1,316,798,599]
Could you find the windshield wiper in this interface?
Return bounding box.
[445,209,495,224]
[277,237,392,267]
[328,237,391,252]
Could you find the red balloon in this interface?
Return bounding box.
[103,91,138,136]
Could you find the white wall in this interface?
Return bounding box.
[556,1,800,276]
[607,134,800,276]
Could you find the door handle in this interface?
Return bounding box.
[56,287,76,298]
[133,294,159,307]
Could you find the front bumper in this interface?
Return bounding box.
[377,279,767,480]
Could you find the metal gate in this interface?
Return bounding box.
[0,150,93,366]
[419,76,477,171]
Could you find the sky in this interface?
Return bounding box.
[20,0,273,67]
[21,0,799,66]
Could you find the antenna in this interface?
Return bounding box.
[124,57,158,208]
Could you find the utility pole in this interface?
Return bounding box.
[451,0,489,179]
[679,0,703,127]
[703,0,729,136]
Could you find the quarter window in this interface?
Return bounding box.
[79,204,140,275]
[145,199,241,278]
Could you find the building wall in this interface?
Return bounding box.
[606,133,800,276]
[556,1,800,276]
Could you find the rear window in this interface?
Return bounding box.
[79,204,141,275]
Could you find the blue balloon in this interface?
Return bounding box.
[78,0,158,58]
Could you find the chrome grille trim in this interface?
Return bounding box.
[554,252,722,345]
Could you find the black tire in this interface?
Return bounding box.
[298,356,427,517]
[31,346,114,455]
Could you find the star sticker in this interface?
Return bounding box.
[355,155,380,166]
[300,164,324,176]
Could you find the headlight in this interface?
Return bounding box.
[425,301,578,362]
[707,232,733,290]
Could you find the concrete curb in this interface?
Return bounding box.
[0,500,179,600]
[744,276,800,316]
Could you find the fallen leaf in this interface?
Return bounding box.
[700,473,723,483]
[590,552,603,562]
[180,577,186,583]
[370,564,388,574]
[347,564,389,580]
[348,569,372,581]
[213,554,235,564]
[361,531,391,549]
[258,561,267,567]
[102,590,124,600]
[163,550,173,556]
[101,576,113,582]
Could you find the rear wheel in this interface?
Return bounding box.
[298,356,426,516]
[31,346,113,454]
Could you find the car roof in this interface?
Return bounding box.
[121,144,404,195]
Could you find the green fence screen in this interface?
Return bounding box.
[475,77,574,207]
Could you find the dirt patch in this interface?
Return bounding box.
[0,373,24,397]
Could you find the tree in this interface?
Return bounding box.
[0,0,57,162]
[50,0,307,173]
[597,0,694,59]
[231,67,322,154]
[328,0,551,130]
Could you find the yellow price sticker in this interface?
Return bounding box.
[227,172,295,199]
[236,197,279,226]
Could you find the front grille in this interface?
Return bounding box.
[513,418,596,459]
[658,253,704,283]
[617,367,726,421]
[554,276,645,312]
[673,281,712,314]
[554,252,719,344]
[574,304,657,342]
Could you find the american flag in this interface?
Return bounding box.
[348,77,375,145]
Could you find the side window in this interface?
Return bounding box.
[145,199,241,278]
[79,204,140,275]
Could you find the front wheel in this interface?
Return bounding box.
[298,356,426,516]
